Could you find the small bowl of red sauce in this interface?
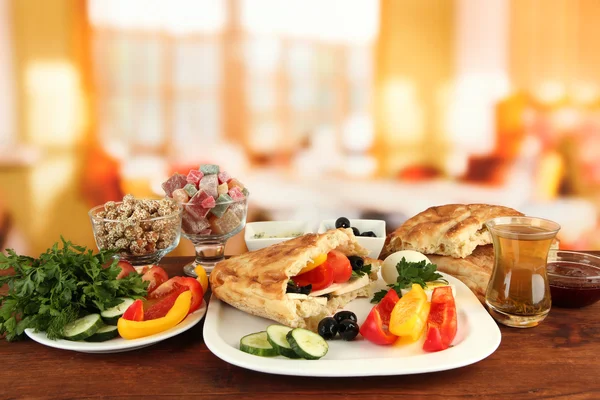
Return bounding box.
[547,250,600,308]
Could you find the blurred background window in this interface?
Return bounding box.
[87,0,378,162]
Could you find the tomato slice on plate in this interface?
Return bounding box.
[122,299,144,321]
[149,277,204,313]
[141,265,169,294]
[325,250,352,284]
[293,263,335,291]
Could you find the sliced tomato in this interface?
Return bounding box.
[375,289,400,326]
[150,277,204,313]
[144,283,189,320]
[122,299,144,321]
[359,307,397,345]
[293,263,335,291]
[325,250,352,284]
[423,287,457,352]
[103,259,137,279]
[141,265,169,294]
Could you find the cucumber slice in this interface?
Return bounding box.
[100,298,135,325]
[85,325,119,342]
[266,325,300,359]
[286,328,329,360]
[240,331,279,357]
[63,314,103,341]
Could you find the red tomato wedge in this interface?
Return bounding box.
[103,260,136,279]
[141,265,169,294]
[359,307,398,345]
[144,283,189,320]
[149,277,204,313]
[423,287,457,352]
[122,299,144,321]
[375,289,400,326]
[293,263,335,291]
[325,250,352,284]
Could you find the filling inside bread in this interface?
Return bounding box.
[284,250,378,325]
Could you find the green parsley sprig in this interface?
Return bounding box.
[371,258,446,303]
[0,238,148,341]
[351,264,372,279]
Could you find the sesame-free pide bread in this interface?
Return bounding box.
[210,228,380,331]
[382,204,524,259]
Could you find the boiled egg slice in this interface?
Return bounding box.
[381,250,433,285]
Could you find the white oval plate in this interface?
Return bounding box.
[203,274,501,377]
[25,300,206,354]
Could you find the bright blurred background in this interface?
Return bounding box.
[1,0,600,257]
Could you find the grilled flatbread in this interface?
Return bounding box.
[428,245,495,303]
[210,228,380,331]
[382,203,524,259]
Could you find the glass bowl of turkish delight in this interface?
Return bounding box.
[89,194,182,266]
[162,164,249,276]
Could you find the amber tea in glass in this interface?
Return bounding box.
[485,216,560,328]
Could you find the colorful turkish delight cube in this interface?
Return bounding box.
[199,228,212,235]
[217,171,231,184]
[182,214,210,235]
[242,187,249,197]
[228,201,247,220]
[171,188,190,204]
[199,174,218,199]
[217,182,229,196]
[161,173,188,197]
[200,164,220,175]
[210,194,232,218]
[201,195,216,209]
[227,178,244,191]
[186,169,203,187]
[183,183,198,197]
[184,190,211,220]
[209,209,241,235]
[228,186,245,201]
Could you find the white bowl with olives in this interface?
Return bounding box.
[318,217,386,260]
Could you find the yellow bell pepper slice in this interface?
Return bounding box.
[117,291,192,340]
[195,265,209,293]
[389,284,430,342]
[297,253,328,275]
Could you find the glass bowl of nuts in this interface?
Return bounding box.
[88,195,183,266]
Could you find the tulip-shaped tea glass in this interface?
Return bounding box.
[181,196,248,277]
[485,216,561,328]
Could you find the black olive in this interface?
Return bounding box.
[299,284,312,295]
[333,310,357,324]
[351,227,360,236]
[335,217,350,229]
[347,256,364,271]
[360,231,377,237]
[338,319,359,341]
[318,317,339,340]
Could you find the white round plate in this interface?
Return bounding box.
[25,300,206,354]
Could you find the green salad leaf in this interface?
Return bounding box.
[0,238,148,341]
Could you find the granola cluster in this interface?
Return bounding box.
[92,194,181,256]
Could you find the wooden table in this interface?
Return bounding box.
[2,255,600,400]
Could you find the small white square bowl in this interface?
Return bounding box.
[245,221,314,252]
[318,219,386,259]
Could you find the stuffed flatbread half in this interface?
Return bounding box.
[210,228,380,331]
